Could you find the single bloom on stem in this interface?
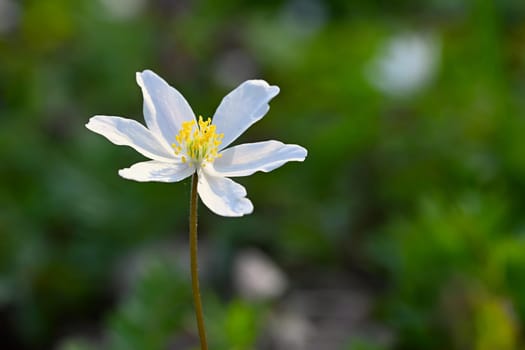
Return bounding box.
[86,69,307,216]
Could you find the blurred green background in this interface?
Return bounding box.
[2,0,525,349]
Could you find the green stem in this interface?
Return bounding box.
[190,173,208,350]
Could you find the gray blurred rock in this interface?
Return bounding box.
[233,248,288,301]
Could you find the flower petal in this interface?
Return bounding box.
[118,160,195,182]
[212,80,280,150]
[86,115,176,162]
[136,70,196,148]
[214,141,307,177]
[197,170,253,217]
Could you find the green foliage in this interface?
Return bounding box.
[207,299,263,350]
[105,259,193,350]
[345,337,387,350]
[370,194,524,348]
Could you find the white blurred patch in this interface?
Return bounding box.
[0,0,20,34]
[366,32,440,97]
[268,311,314,350]
[233,248,288,301]
[99,0,146,20]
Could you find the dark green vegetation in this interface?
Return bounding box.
[1,0,525,349]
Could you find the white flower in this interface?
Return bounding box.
[86,70,307,217]
[366,32,440,97]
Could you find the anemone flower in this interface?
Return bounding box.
[86,70,307,350]
[86,70,307,217]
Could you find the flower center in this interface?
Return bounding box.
[172,116,224,165]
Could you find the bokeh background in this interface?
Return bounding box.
[2,0,525,349]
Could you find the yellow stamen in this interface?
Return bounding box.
[172,116,224,165]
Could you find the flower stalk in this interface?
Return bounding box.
[189,173,208,350]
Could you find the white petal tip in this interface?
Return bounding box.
[292,145,308,161]
[118,168,138,182]
[117,160,194,183]
[197,173,255,217]
[136,69,157,85]
[118,168,131,179]
[118,167,149,182]
[218,200,254,217]
[135,71,144,85]
[85,116,101,132]
[248,80,280,97]
[269,86,280,98]
[84,118,101,135]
